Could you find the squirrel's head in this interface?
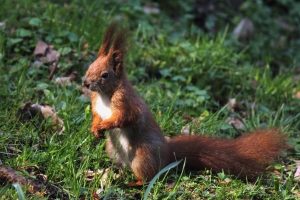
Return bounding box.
[83,23,127,96]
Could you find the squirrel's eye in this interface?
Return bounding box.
[101,72,109,79]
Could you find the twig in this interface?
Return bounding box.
[0,165,70,199]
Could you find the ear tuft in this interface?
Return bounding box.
[111,28,127,55]
[98,22,128,76]
[98,22,128,57]
[98,22,118,56]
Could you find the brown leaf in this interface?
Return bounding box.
[85,168,109,182]
[34,40,49,57]
[54,71,78,86]
[227,98,237,112]
[226,116,245,130]
[18,102,65,134]
[87,168,120,200]
[32,104,65,134]
[181,124,191,135]
[33,41,60,64]
[219,177,232,185]
[7,146,22,154]
[46,48,60,63]
[17,102,44,122]
[48,62,58,80]
[33,41,61,79]
[85,168,119,188]
[54,77,73,86]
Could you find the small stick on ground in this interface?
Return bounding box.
[0,165,69,199]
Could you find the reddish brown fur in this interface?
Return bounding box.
[168,129,287,180]
[84,23,288,184]
[98,22,118,56]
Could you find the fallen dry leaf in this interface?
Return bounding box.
[18,102,65,134]
[48,62,58,80]
[34,41,60,64]
[54,71,78,86]
[181,124,191,135]
[33,104,65,134]
[7,145,22,154]
[34,40,48,57]
[17,102,44,122]
[226,116,245,130]
[85,168,120,190]
[85,168,111,182]
[87,168,121,200]
[33,40,60,80]
[219,177,232,185]
[46,48,60,63]
[227,98,237,112]
[54,77,73,86]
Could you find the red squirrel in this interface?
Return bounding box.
[83,24,288,185]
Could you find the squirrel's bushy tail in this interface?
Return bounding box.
[168,129,288,179]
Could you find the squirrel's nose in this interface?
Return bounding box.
[82,77,91,88]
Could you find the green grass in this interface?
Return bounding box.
[0,0,300,199]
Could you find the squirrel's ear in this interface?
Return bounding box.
[111,50,123,75]
[110,26,127,76]
[111,29,127,55]
[98,23,118,56]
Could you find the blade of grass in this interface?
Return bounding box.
[143,159,182,200]
[12,183,26,200]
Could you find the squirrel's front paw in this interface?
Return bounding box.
[91,125,105,139]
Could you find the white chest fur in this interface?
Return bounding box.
[94,93,131,165]
[119,133,130,153]
[94,93,112,120]
[108,130,131,166]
